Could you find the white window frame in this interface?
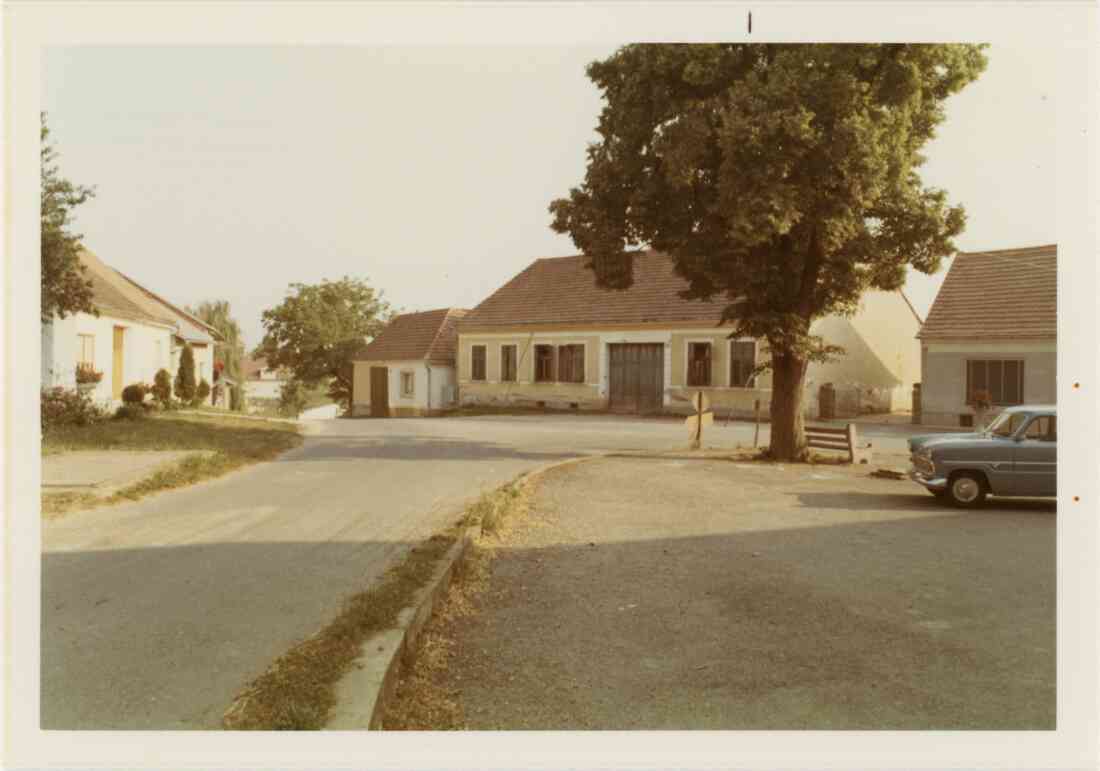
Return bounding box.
[400,370,416,397]
[77,334,95,368]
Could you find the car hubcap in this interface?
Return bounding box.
[953,477,979,502]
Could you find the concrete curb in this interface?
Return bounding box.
[325,454,599,731]
[326,526,478,730]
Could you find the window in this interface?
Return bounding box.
[77,334,95,370]
[988,411,1028,438]
[471,345,486,381]
[501,345,517,383]
[967,359,1024,406]
[557,344,585,384]
[687,342,712,387]
[534,345,556,383]
[400,371,415,397]
[1022,415,1056,441]
[729,340,756,387]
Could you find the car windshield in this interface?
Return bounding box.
[986,411,1028,437]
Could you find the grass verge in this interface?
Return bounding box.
[221,476,532,731]
[41,413,302,517]
[382,478,535,730]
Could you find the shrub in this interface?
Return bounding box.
[195,378,211,406]
[278,379,307,418]
[113,404,147,420]
[121,383,148,405]
[174,344,197,403]
[152,368,172,405]
[41,387,106,430]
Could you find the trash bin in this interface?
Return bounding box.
[818,383,836,421]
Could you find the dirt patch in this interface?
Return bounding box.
[385,457,1055,730]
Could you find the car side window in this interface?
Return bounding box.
[1022,416,1056,442]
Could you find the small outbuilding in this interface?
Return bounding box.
[351,308,468,417]
[917,244,1057,427]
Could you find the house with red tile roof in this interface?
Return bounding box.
[41,249,222,405]
[917,244,1057,427]
[453,251,922,418]
[351,308,468,416]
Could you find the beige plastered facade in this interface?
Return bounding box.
[455,290,921,419]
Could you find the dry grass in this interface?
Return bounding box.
[41,413,302,517]
[382,478,535,730]
[221,476,534,731]
[222,530,461,731]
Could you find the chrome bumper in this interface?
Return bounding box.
[908,467,947,491]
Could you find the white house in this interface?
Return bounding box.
[917,245,1056,427]
[241,355,289,400]
[351,308,467,417]
[41,249,221,406]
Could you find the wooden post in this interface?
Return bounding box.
[753,399,761,448]
[846,422,858,464]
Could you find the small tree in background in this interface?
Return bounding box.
[257,277,392,413]
[278,379,308,418]
[175,344,197,403]
[152,368,172,407]
[230,384,244,412]
[195,378,211,407]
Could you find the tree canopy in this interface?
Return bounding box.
[550,44,987,459]
[41,112,97,321]
[190,300,245,383]
[256,277,392,411]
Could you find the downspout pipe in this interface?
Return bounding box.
[426,362,432,414]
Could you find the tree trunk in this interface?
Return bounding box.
[768,352,809,461]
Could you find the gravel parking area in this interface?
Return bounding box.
[406,456,1055,729]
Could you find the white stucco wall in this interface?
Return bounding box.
[43,312,174,405]
[244,379,286,400]
[352,360,457,415]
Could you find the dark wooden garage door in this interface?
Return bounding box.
[369,366,389,417]
[608,343,664,414]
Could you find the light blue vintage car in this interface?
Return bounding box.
[908,405,1057,507]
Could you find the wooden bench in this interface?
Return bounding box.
[805,423,871,464]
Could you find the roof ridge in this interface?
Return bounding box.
[114,270,223,342]
[958,244,1057,257]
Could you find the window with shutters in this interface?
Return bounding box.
[501,344,517,383]
[534,345,555,383]
[687,342,712,387]
[557,344,585,383]
[729,340,756,387]
[966,359,1024,406]
[471,345,487,381]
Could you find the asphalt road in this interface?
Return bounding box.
[40,413,934,729]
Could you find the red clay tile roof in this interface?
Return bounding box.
[459,251,737,328]
[356,308,469,363]
[918,245,1057,341]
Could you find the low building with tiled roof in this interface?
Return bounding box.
[351,308,468,416]
[917,244,1057,427]
[41,248,225,405]
[453,251,923,418]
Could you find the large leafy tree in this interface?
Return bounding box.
[41,112,97,321]
[256,278,391,411]
[189,300,245,383]
[550,44,987,460]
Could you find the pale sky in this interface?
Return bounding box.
[44,44,1056,349]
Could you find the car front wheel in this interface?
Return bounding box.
[948,472,987,508]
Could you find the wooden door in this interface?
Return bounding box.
[608,344,664,414]
[369,366,389,417]
[112,326,125,400]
